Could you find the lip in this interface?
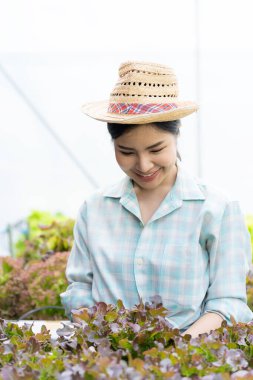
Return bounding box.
[134,168,161,182]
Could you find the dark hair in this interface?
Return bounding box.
[107,120,182,160]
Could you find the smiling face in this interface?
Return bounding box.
[114,123,178,193]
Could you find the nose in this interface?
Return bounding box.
[135,154,154,173]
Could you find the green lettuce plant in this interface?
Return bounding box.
[14,210,74,262]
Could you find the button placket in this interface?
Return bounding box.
[136,257,144,266]
[134,227,149,301]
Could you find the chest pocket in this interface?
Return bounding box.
[158,243,209,309]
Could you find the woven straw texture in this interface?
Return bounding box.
[81,61,198,124]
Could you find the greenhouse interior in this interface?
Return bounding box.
[1,1,253,378]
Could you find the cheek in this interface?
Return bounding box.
[158,150,177,166]
[115,152,132,170]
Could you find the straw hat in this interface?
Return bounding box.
[81,61,198,124]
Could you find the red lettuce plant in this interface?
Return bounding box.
[27,251,70,319]
[0,257,32,320]
[0,252,69,320]
[1,298,253,379]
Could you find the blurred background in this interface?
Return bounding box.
[1,0,253,255]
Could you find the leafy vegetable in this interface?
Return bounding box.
[1,298,253,379]
[14,210,74,262]
[0,252,69,320]
[0,210,73,320]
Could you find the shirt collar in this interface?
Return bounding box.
[176,163,206,201]
[102,176,132,198]
[102,162,206,201]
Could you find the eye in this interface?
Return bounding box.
[119,151,134,155]
[150,147,164,153]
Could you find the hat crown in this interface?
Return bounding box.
[110,61,179,105]
[81,59,198,124]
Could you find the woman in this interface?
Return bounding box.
[60,61,253,338]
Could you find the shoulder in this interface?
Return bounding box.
[77,176,128,211]
[179,164,231,201]
[197,178,244,225]
[179,164,240,217]
[197,178,232,204]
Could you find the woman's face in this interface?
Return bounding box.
[114,124,178,192]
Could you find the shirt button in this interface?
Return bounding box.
[136,258,144,266]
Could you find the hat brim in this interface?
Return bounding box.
[81,100,198,124]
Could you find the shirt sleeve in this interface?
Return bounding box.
[60,201,94,319]
[202,200,253,326]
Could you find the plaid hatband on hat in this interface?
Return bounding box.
[107,102,178,115]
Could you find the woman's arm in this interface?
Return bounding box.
[201,200,253,326]
[181,200,252,338]
[60,201,93,319]
[181,312,223,338]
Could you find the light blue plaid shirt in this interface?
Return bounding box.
[60,163,253,331]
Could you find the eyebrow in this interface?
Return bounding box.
[117,141,165,151]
